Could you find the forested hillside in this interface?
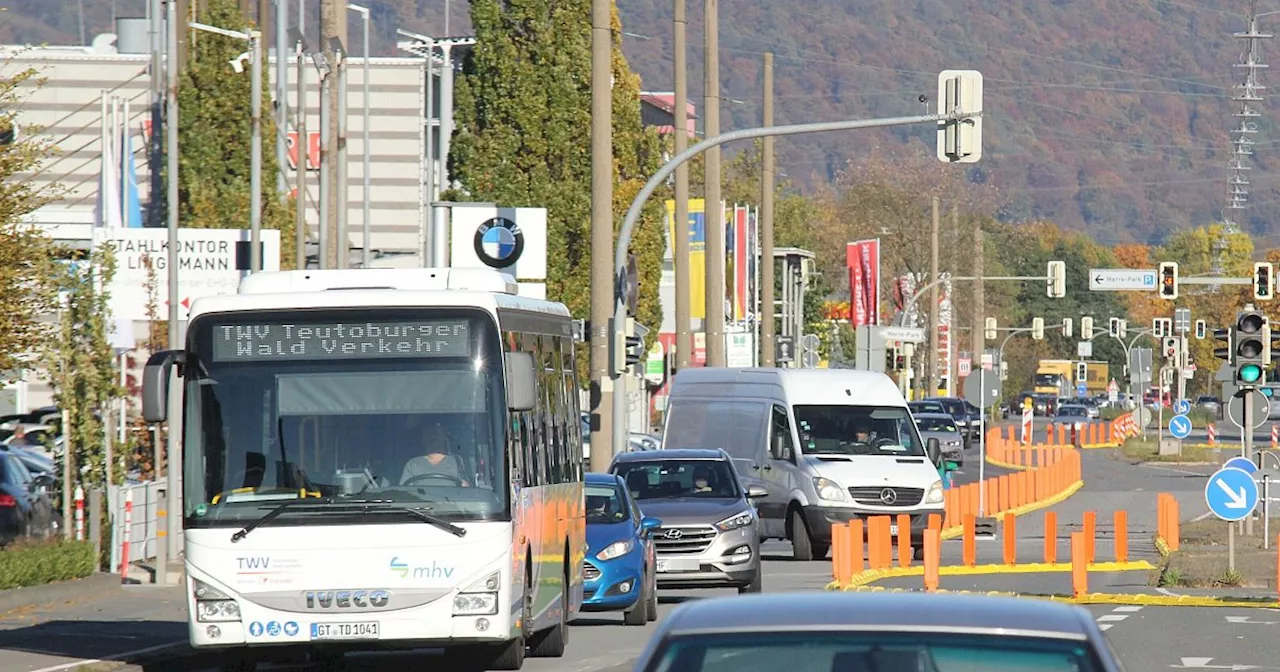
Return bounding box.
[14,0,1273,244]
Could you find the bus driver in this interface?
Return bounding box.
[400,422,472,487]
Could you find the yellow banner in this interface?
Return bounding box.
[665,198,707,319]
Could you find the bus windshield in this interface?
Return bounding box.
[180,308,510,526]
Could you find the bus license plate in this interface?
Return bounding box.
[310,622,379,640]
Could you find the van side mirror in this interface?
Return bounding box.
[504,352,536,412]
[142,350,187,424]
[926,437,941,466]
[746,484,768,499]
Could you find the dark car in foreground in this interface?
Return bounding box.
[610,449,765,594]
[631,592,1125,672]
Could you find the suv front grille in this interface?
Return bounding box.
[653,525,717,554]
[847,486,924,507]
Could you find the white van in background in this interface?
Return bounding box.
[661,368,950,561]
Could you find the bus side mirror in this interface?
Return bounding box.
[142,350,186,424]
[504,352,537,412]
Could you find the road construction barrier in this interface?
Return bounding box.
[1156,492,1180,553]
[1208,424,1217,445]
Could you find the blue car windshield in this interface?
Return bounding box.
[586,483,630,524]
[642,631,1104,672]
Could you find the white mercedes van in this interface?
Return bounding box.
[660,368,949,561]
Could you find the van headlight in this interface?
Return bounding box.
[192,578,241,623]
[715,511,755,531]
[596,538,635,561]
[813,477,848,502]
[925,480,944,504]
[453,570,500,616]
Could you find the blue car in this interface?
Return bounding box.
[581,472,662,625]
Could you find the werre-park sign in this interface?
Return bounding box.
[95,228,281,322]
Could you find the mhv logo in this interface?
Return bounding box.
[389,556,454,580]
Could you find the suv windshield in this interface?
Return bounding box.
[792,405,926,457]
[916,416,958,433]
[585,482,630,524]
[614,459,740,500]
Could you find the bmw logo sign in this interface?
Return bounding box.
[473,217,524,269]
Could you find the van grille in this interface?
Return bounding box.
[847,486,924,507]
[653,525,717,555]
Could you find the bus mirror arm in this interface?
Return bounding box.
[504,351,537,412]
[142,349,188,424]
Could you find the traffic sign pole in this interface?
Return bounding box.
[1205,466,1261,572]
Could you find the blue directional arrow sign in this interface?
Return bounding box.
[1076,382,1087,398]
[1168,414,1192,439]
[1224,456,1258,475]
[1205,467,1260,522]
[1173,399,1191,415]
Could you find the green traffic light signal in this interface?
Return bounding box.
[1240,363,1264,384]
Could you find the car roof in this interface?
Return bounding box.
[612,448,727,463]
[584,472,622,486]
[658,592,1094,640]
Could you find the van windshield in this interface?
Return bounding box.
[792,405,925,457]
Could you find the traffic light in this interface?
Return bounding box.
[1117,318,1127,338]
[1152,318,1165,338]
[1062,318,1073,338]
[1195,319,1206,340]
[625,334,644,367]
[1046,261,1066,298]
[1162,337,1178,361]
[936,70,983,163]
[1081,316,1093,339]
[984,317,997,341]
[1256,262,1275,301]
[1108,317,1120,338]
[1214,326,1233,361]
[1076,362,1087,382]
[1031,317,1044,340]
[1235,309,1267,385]
[1158,261,1178,300]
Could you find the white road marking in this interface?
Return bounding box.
[1096,605,1142,632]
[24,641,186,672]
[1114,606,1144,612]
[1097,614,1128,622]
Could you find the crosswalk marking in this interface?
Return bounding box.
[1097,605,1143,631]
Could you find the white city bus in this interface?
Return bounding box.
[141,267,585,671]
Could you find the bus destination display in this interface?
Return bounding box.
[211,320,472,361]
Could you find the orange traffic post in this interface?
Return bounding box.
[1044,510,1057,563]
[962,514,977,567]
[1002,512,1016,565]
[923,528,941,593]
[848,519,865,574]
[1168,497,1181,551]
[897,513,911,568]
[874,516,893,569]
[1071,531,1088,597]
[1114,510,1128,563]
[831,524,848,584]
[1157,493,1169,543]
[928,513,942,532]
[866,516,884,569]
[1083,511,1096,563]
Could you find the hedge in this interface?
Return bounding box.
[0,538,96,590]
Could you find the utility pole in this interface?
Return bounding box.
[273,0,289,197]
[164,0,183,568]
[702,0,724,367]
[673,0,691,372]
[294,34,307,269]
[760,51,776,367]
[971,212,985,380]
[588,0,613,472]
[176,0,189,72]
[928,196,940,393]
[947,204,958,393]
[320,0,346,269]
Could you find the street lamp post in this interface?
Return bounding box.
[188,21,264,273]
[347,3,371,268]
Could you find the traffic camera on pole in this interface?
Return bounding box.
[1081,316,1093,339]
[1046,261,1066,298]
[1158,261,1178,300]
[1256,262,1275,301]
[984,317,997,341]
[936,70,983,164]
[1031,317,1044,340]
[1234,308,1267,386]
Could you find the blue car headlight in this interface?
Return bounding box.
[715,510,755,531]
[595,538,635,561]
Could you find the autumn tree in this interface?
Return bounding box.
[175,0,295,268]
[0,63,65,374]
[449,0,666,381]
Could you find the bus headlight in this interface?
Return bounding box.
[192,578,241,623]
[454,570,500,616]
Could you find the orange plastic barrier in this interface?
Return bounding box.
[1156,493,1180,551]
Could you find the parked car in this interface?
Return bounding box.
[908,400,947,416]
[610,448,764,594]
[1196,396,1222,419]
[913,412,965,467]
[629,592,1126,672]
[0,450,58,546]
[581,472,662,625]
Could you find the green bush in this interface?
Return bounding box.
[0,538,96,590]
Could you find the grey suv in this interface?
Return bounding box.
[610,449,765,594]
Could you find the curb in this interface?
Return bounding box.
[823,585,1280,608]
[937,480,1084,541]
[826,560,1155,590]
[0,572,123,617]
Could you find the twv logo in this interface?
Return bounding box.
[237,557,270,570]
[389,556,454,580]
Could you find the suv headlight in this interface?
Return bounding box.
[192,578,241,623]
[453,570,499,616]
[813,477,848,502]
[596,538,635,561]
[715,510,755,531]
[925,479,944,504]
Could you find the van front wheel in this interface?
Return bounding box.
[790,509,815,561]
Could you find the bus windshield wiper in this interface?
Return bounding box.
[400,506,467,537]
[230,497,331,543]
